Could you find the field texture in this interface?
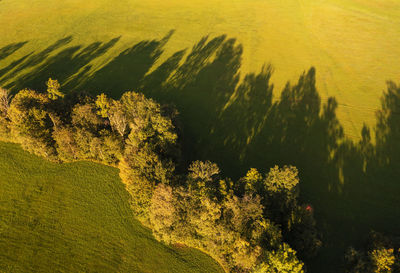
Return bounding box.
[1,0,400,272]
[1,0,399,138]
[0,142,223,273]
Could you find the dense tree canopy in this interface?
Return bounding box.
[0,79,321,272]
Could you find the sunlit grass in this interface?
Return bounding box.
[1,0,399,138]
[1,1,399,272]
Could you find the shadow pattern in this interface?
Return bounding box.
[1,32,400,273]
[0,41,28,61]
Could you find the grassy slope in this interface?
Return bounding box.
[0,142,223,273]
[1,0,400,272]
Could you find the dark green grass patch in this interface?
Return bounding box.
[0,142,223,273]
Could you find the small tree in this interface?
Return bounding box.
[370,248,395,273]
[264,165,299,193]
[46,78,64,100]
[256,243,304,273]
[263,165,300,223]
[237,168,263,196]
[95,93,111,118]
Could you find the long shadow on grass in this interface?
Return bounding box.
[1,32,400,273]
[0,41,28,61]
[72,30,175,97]
[0,36,124,93]
[83,34,400,272]
[0,37,74,87]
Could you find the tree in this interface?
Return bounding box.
[345,247,369,273]
[287,205,322,258]
[108,101,128,137]
[52,126,79,161]
[370,248,395,273]
[116,92,179,219]
[95,93,112,118]
[264,165,299,194]
[71,103,104,132]
[263,165,300,224]
[187,160,220,197]
[236,168,263,196]
[92,130,123,164]
[222,193,274,271]
[188,160,220,181]
[345,231,399,273]
[255,244,304,273]
[150,184,176,243]
[119,140,175,221]
[8,89,56,158]
[121,91,178,153]
[46,78,64,100]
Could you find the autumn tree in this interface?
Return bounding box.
[119,91,179,220]
[149,161,306,273]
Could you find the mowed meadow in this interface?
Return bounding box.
[1,0,400,272]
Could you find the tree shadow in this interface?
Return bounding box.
[0,52,33,85]
[0,37,73,88]
[3,37,121,92]
[1,31,400,273]
[0,41,28,61]
[75,30,175,98]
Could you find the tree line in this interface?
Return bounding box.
[0,80,322,272]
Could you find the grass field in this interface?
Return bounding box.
[1,0,400,138]
[0,142,223,273]
[1,0,400,272]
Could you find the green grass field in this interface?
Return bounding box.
[1,0,400,272]
[1,0,400,138]
[0,142,223,273]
